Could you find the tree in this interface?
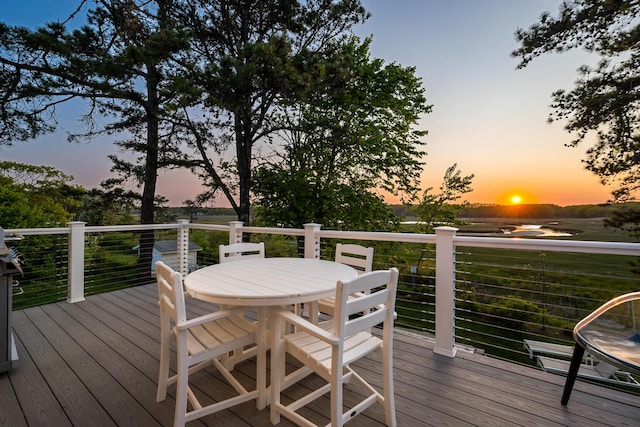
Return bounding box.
[0,1,193,276]
[512,1,640,202]
[0,178,51,229]
[77,187,137,225]
[252,36,430,231]
[0,161,84,228]
[175,0,370,226]
[2,1,373,237]
[410,164,474,233]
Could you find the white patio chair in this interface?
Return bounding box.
[300,243,374,322]
[561,291,640,405]
[316,243,374,316]
[219,242,265,263]
[155,261,259,427]
[270,268,399,427]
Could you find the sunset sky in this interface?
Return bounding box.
[1,1,612,206]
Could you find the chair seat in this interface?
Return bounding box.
[578,326,640,372]
[184,313,256,362]
[316,293,362,317]
[285,322,382,372]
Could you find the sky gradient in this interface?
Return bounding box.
[1,0,611,206]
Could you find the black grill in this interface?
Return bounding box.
[0,227,23,373]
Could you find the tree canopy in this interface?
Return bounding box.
[0,161,84,228]
[252,37,431,231]
[410,164,474,233]
[0,0,195,274]
[512,0,640,202]
[175,0,370,226]
[0,0,372,228]
[1,0,429,236]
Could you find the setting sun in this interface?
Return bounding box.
[510,195,522,204]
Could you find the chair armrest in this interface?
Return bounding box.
[177,305,251,330]
[276,309,340,345]
[574,291,640,338]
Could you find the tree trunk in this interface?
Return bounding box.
[137,63,161,280]
[235,112,252,227]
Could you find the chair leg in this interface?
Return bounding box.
[561,344,585,405]
[382,347,397,427]
[156,327,170,402]
[174,349,189,427]
[270,311,285,425]
[330,376,344,426]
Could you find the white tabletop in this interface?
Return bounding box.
[184,257,358,306]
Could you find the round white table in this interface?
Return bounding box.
[183,257,358,409]
[184,257,357,306]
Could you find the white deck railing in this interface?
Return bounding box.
[6,220,640,361]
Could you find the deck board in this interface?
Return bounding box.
[1,284,639,426]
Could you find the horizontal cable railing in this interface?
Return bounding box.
[5,220,640,390]
[317,237,437,334]
[453,238,640,375]
[311,227,640,372]
[9,233,70,309]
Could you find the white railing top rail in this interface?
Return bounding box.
[316,229,437,244]
[234,225,306,237]
[5,223,184,236]
[4,227,70,236]
[186,223,230,232]
[454,235,640,256]
[85,223,182,233]
[6,222,640,257]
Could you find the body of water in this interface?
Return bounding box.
[499,224,572,237]
[400,222,574,237]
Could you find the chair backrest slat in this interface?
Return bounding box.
[335,243,373,274]
[219,242,265,263]
[333,268,398,340]
[346,289,389,317]
[344,307,388,338]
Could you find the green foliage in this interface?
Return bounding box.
[77,187,138,225]
[0,178,50,228]
[604,205,640,238]
[0,161,84,227]
[176,0,371,225]
[0,1,196,238]
[410,163,474,233]
[253,36,430,231]
[485,297,544,329]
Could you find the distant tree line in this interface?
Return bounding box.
[460,203,625,219]
[393,202,632,221]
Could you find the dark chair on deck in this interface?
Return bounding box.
[562,291,640,405]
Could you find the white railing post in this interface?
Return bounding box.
[67,221,86,303]
[434,226,458,357]
[303,223,322,259]
[228,221,244,244]
[177,219,190,276]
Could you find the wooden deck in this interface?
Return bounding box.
[1,284,639,426]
